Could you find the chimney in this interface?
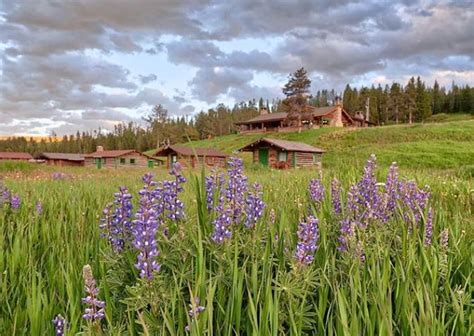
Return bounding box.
[96,145,104,152]
[260,107,268,115]
[333,96,343,127]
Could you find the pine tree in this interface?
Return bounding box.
[282,67,312,127]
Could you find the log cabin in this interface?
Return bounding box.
[37,152,85,167]
[235,98,370,133]
[238,138,325,169]
[84,147,159,169]
[154,145,228,169]
[0,152,33,161]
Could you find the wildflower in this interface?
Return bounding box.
[185,297,205,332]
[35,201,43,215]
[309,178,325,206]
[211,207,233,244]
[11,194,21,210]
[164,162,186,221]
[385,162,399,214]
[331,178,342,215]
[424,208,433,246]
[337,218,354,252]
[225,157,248,223]
[109,186,133,252]
[133,173,161,280]
[52,314,67,336]
[244,183,265,229]
[399,180,430,225]
[294,215,319,266]
[355,154,380,222]
[82,265,105,321]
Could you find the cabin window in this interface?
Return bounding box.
[278,151,287,162]
[120,158,125,164]
[313,153,318,163]
[130,158,136,165]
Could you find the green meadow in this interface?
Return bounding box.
[1,120,472,335]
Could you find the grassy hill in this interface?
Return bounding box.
[178,120,474,173]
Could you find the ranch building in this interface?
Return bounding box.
[238,138,325,169]
[84,147,159,169]
[154,145,228,169]
[0,152,33,161]
[37,152,85,167]
[235,98,371,134]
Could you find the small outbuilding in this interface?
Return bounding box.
[238,138,325,169]
[0,152,33,161]
[154,145,228,168]
[37,152,85,167]
[84,147,158,169]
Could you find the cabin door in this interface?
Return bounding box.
[258,149,269,166]
[95,158,102,169]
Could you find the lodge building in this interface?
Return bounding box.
[154,145,228,169]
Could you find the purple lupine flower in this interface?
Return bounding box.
[355,154,380,223]
[52,172,67,180]
[244,183,265,229]
[309,178,325,206]
[133,173,161,280]
[294,215,319,266]
[185,297,205,332]
[225,157,248,223]
[82,265,105,321]
[211,207,233,244]
[52,314,67,336]
[331,178,342,215]
[385,162,400,215]
[35,201,43,215]
[109,186,133,252]
[399,180,430,225]
[10,194,21,210]
[439,228,449,250]
[337,218,354,252]
[164,162,186,221]
[424,208,433,246]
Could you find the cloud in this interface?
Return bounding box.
[139,74,158,84]
[0,0,472,135]
[189,67,253,103]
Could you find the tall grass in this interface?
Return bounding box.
[0,163,471,335]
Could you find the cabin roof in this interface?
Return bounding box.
[84,149,141,158]
[38,152,84,161]
[238,138,326,153]
[234,106,340,125]
[154,145,228,157]
[0,152,33,160]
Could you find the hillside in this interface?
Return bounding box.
[178,120,474,171]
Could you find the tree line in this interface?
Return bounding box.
[0,72,472,155]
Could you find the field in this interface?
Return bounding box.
[1,121,473,335]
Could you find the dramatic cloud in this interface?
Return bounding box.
[0,0,472,135]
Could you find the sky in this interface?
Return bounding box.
[0,0,473,136]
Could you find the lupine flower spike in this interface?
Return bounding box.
[331,178,342,215]
[11,194,21,210]
[133,173,161,280]
[294,215,319,266]
[424,208,433,246]
[309,178,325,207]
[244,182,265,229]
[82,265,105,321]
[52,314,67,336]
